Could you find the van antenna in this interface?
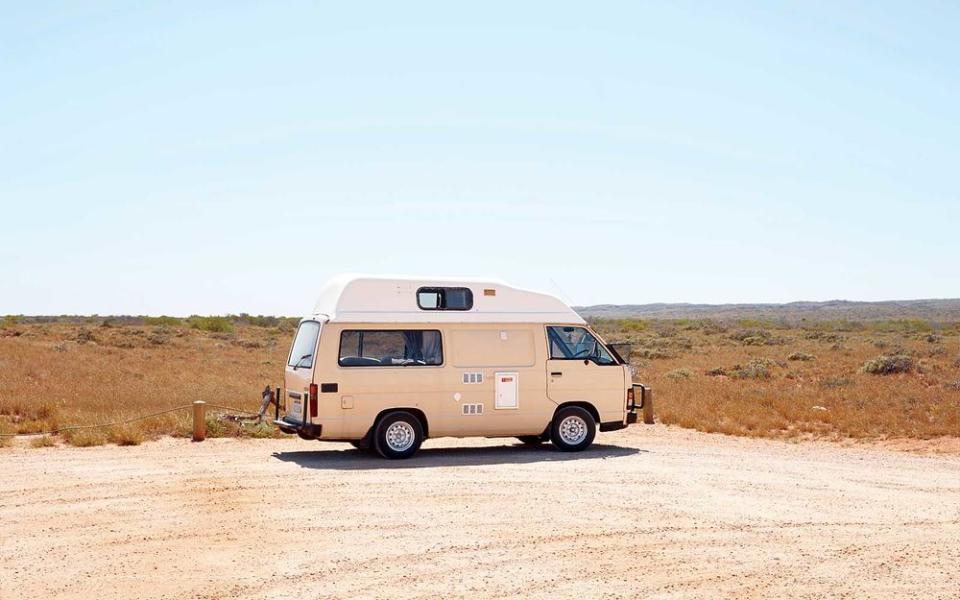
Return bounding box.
[548,277,578,308]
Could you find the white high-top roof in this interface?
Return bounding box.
[311,275,585,324]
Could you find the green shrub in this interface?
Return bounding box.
[188,316,234,333]
[144,316,182,326]
[861,354,916,375]
[787,352,815,362]
[706,367,728,377]
[235,314,282,328]
[869,319,933,333]
[730,358,777,380]
[729,330,785,346]
[2,315,20,326]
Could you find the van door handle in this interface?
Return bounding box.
[551,372,563,377]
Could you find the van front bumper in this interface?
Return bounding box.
[274,416,322,439]
[627,383,650,425]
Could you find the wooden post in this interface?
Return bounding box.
[643,388,655,425]
[192,401,206,442]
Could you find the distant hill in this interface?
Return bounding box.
[576,298,960,322]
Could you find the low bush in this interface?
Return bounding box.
[634,347,675,360]
[706,367,728,377]
[730,329,785,346]
[147,331,169,346]
[75,328,97,344]
[730,358,777,380]
[30,435,56,448]
[144,316,181,326]
[803,332,845,343]
[787,352,815,361]
[861,354,916,375]
[188,316,234,333]
[108,426,144,446]
[64,429,108,447]
[666,368,694,381]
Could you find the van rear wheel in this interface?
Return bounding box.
[373,411,424,459]
[516,436,543,445]
[550,407,596,452]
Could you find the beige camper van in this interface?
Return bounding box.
[274,276,647,459]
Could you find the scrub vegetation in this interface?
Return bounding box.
[1,313,958,447]
[591,317,960,441]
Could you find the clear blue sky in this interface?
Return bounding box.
[2,1,958,316]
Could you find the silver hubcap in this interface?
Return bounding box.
[384,421,416,452]
[558,415,588,445]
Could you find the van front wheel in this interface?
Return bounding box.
[550,407,596,452]
[374,412,424,459]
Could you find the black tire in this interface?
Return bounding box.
[550,406,596,452]
[349,440,369,450]
[296,430,315,441]
[516,435,543,445]
[373,411,424,459]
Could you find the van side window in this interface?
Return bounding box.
[417,287,473,311]
[339,330,443,367]
[547,326,616,365]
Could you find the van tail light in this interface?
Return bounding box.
[627,387,635,408]
[309,383,318,418]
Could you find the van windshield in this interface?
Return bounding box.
[547,326,617,365]
[288,321,321,369]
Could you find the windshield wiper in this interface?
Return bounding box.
[292,353,312,370]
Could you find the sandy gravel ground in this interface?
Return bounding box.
[2,426,958,600]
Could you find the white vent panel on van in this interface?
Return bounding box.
[461,403,484,415]
[461,372,484,384]
[495,372,519,409]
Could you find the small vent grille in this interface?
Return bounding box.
[461,372,484,384]
[461,403,484,415]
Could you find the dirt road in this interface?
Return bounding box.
[2,426,958,599]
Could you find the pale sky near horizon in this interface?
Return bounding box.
[2,2,958,316]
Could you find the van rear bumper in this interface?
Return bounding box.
[274,417,322,439]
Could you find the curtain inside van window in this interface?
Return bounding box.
[402,330,442,364]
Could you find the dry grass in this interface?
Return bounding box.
[1,318,958,447]
[62,429,108,447]
[593,319,960,440]
[0,322,286,446]
[29,435,57,448]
